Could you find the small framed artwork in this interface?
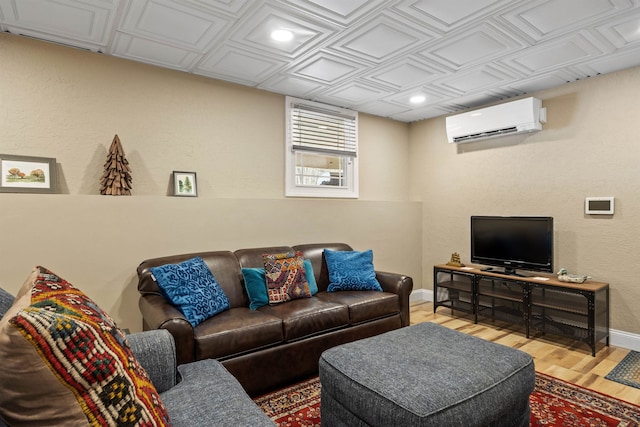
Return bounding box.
[0,154,57,193]
[173,171,197,197]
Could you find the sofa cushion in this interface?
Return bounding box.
[258,298,349,341]
[263,251,311,304]
[324,249,382,292]
[243,260,319,310]
[315,291,400,324]
[193,307,284,360]
[0,266,170,426]
[151,256,230,326]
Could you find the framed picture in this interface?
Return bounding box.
[173,171,197,197]
[0,154,57,193]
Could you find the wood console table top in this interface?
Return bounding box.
[434,264,609,292]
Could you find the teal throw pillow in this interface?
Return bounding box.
[242,267,269,310]
[242,260,318,310]
[303,259,318,295]
[150,257,230,327]
[324,249,382,292]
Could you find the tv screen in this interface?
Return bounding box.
[471,216,553,275]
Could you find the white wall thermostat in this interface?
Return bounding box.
[585,197,614,215]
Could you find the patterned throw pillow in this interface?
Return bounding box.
[150,256,230,327]
[0,266,170,426]
[242,259,318,310]
[324,248,383,292]
[263,251,312,304]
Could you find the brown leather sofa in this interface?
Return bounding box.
[137,243,413,396]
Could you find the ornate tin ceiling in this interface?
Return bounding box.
[1,0,639,122]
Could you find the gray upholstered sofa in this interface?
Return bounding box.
[122,330,275,426]
[0,286,274,427]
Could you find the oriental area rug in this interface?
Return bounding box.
[253,373,640,427]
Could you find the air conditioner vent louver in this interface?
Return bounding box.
[446,98,546,143]
[452,127,518,143]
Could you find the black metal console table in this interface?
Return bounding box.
[433,264,609,356]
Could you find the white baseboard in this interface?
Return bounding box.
[610,329,640,352]
[409,288,432,303]
[409,290,640,352]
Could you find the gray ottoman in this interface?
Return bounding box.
[319,322,535,427]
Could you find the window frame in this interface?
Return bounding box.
[285,96,359,198]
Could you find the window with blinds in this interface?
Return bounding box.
[285,97,358,198]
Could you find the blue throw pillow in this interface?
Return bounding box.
[242,259,318,310]
[324,249,382,292]
[150,257,230,327]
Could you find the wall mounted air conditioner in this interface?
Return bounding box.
[446,97,547,143]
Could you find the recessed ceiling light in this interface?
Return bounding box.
[409,95,426,104]
[271,29,294,42]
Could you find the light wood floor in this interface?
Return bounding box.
[411,301,640,405]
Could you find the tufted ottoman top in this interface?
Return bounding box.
[319,322,535,427]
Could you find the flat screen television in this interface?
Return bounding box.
[471,216,553,276]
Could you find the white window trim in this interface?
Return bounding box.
[285,96,359,198]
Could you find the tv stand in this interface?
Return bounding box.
[500,268,528,277]
[481,267,526,277]
[433,264,609,356]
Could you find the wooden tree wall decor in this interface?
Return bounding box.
[100,134,132,196]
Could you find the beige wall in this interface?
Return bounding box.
[409,66,640,335]
[0,33,420,331]
[3,30,638,339]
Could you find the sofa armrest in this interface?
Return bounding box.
[160,359,275,426]
[127,329,178,394]
[0,288,14,319]
[376,271,414,327]
[139,294,195,365]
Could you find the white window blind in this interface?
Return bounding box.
[285,97,359,198]
[290,102,357,157]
